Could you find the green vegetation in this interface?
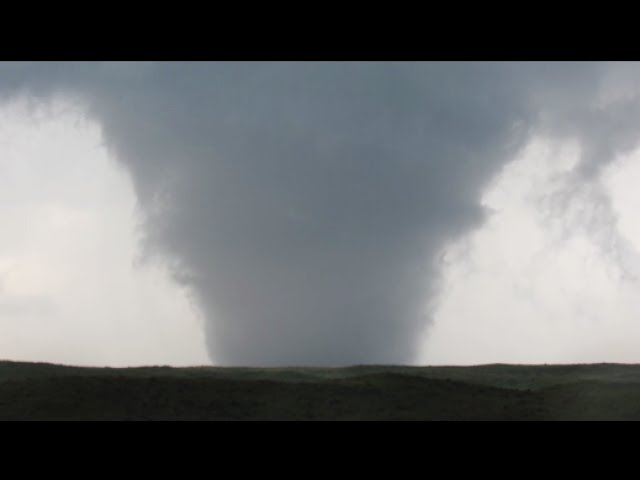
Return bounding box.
[2,361,640,420]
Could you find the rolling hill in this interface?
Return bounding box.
[2,361,640,420]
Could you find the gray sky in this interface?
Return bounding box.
[2,62,640,366]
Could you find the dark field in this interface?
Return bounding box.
[2,361,640,420]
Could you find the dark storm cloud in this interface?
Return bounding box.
[3,62,638,366]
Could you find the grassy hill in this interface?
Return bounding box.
[2,361,640,420]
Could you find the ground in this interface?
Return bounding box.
[2,361,640,420]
